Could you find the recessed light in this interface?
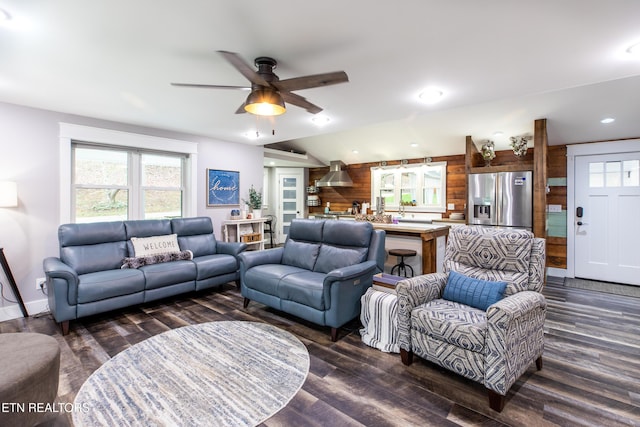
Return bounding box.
[352,150,359,154]
[493,131,504,137]
[418,87,444,104]
[410,142,419,148]
[600,117,615,124]
[269,161,275,166]
[311,115,331,126]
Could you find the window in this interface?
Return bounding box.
[589,160,639,188]
[371,162,447,212]
[72,144,186,223]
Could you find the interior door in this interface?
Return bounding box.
[574,152,640,285]
[275,168,305,244]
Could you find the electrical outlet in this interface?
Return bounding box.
[547,204,562,213]
[36,277,46,290]
[447,203,455,210]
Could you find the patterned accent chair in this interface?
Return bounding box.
[396,225,546,412]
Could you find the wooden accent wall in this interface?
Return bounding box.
[547,145,567,269]
[308,154,467,217]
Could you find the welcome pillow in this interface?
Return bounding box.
[131,234,180,257]
[443,271,507,311]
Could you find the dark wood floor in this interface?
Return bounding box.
[2,279,639,426]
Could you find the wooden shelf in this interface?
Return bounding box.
[469,164,533,174]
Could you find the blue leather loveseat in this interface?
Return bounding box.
[239,218,386,341]
[43,216,245,334]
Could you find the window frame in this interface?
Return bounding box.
[60,123,198,223]
[370,161,447,213]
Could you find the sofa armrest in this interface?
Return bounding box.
[43,257,79,287]
[396,272,448,352]
[485,291,547,395]
[43,257,80,310]
[323,260,378,284]
[238,247,284,271]
[216,241,247,257]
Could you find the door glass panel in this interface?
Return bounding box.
[283,190,297,199]
[283,213,297,223]
[605,161,621,187]
[623,160,639,187]
[283,201,296,210]
[589,162,604,188]
[283,178,297,187]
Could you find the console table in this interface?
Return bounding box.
[222,218,267,251]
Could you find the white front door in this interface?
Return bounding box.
[574,152,640,285]
[275,168,305,244]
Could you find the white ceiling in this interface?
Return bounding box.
[2,1,640,167]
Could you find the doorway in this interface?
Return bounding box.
[568,141,640,286]
[274,168,306,244]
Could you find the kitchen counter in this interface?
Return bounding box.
[371,223,450,275]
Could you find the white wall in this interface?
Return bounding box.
[0,101,263,318]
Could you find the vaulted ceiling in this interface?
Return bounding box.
[2,1,640,167]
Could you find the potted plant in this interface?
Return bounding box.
[243,185,263,218]
[481,140,496,166]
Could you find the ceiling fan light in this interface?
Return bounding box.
[244,89,286,116]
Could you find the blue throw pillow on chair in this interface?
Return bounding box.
[443,271,507,311]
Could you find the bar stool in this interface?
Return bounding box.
[389,248,417,277]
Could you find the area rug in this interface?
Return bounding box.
[73,321,310,427]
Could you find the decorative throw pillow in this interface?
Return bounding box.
[442,270,507,311]
[121,250,193,269]
[130,234,180,257]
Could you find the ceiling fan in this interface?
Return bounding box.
[171,51,349,116]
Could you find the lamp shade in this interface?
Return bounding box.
[0,181,18,207]
[244,89,286,116]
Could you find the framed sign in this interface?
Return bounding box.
[207,169,239,206]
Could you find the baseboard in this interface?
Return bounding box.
[547,267,567,278]
[0,298,49,322]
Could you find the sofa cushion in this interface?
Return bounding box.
[282,239,320,271]
[278,271,328,311]
[130,234,180,257]
[443,271,507,311]
[77,269,145,304]
[61,242,128,275]
[244,264,308,297]
[323,220,372,247]
[139,260,196,290]
[173,217,217,256]
[313,244,368,274]
[412,298,487,352]
[191,254,238,280]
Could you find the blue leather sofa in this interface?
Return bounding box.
[239,218,386,341]
[43,217,246,334]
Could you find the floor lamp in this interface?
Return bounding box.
[0,181,28,317]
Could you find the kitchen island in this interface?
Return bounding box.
[370,223,450,275]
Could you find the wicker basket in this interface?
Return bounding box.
[240,232,262,243]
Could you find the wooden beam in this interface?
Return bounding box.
[533,119,548,239]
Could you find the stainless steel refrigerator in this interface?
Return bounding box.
[468,171,533,230]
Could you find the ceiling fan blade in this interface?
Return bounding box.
[234,102,247,114]
[217,50,271,87]
[280,91,323,114]
[272,71,348,92]
[171,83,250,90]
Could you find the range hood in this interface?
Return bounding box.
[316,161,353,187]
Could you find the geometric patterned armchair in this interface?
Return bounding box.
[396,225,546,412]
